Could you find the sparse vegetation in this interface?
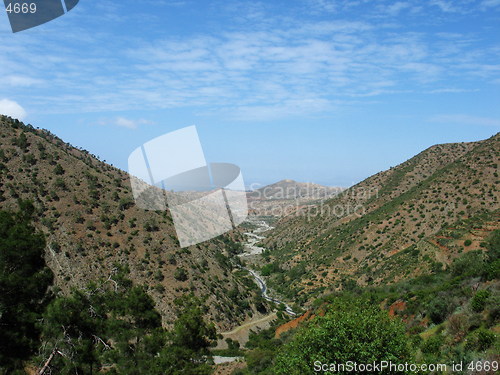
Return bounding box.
[0,116,498,373]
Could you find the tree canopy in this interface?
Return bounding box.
[273,298,412,375]
[0,204,217,375]
[0,203,53,373]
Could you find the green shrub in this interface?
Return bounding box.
[465,328,496,352]
[427,297,452,324]
[421,334,444,355]
[451,251,485,278]
[53,164,65,175]
[471,290,490,313]
[167,253,176,265]
[261,262,281,276]
[174,267,188,281]
[273,299,412,375]
[446,313,469,341]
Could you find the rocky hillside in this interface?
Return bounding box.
[263,133,499,304]
[0,115,266,330]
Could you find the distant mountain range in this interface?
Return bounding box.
[247,179,344,217]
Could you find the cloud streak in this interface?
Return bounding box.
[114,117,152,129]
[430,114,500,127]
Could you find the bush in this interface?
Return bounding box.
[485,259,500,280]
[427,297,452,324]
[54,177,67,190]
[421,334,444,355]
[119,198,134,211]
[174,267,188,281]
[447,313,469,341]
[273,299,412,375]
[13,133,28,150]
[261,262,281,276]
[487,304,500,327]
[471,290,490,313]
[465,328,496,352]
[451,251,485,278]
[167,253,176,265]
[144,219,159,232]
[245,348,275,374]
[53,164,65,175]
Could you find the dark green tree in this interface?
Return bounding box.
[53,164,65,175]
[485,229,500,280]
[157,294,217,375]
[105,283,165,375]
[40,289,104,374]
[13,132,28,151]
[40,272,165,375]
[0,203,53,373]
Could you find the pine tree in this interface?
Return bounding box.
[157,294,217,375]
[0,203,53,372]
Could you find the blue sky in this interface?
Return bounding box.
[0,0,499,187]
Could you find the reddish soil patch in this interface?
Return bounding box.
[274,309,325,339]
[388,300,407,318]
[275,310,314,338]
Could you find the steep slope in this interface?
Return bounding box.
[263,133,499,303]
[0,115,265,330]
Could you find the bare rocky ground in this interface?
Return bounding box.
[212,360,246,375]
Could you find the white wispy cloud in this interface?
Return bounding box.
[92,117,153,129]
[307,0,337,13]
[430,0,458,13]
[0,1,498,120]
[4,75,43,87]
[426,88,479,94]
[386,1,413,16]
[481,0,500,9]
[114,117,153,129]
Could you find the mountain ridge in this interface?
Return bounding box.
[0,115,267,330]
[262,132,499,304]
